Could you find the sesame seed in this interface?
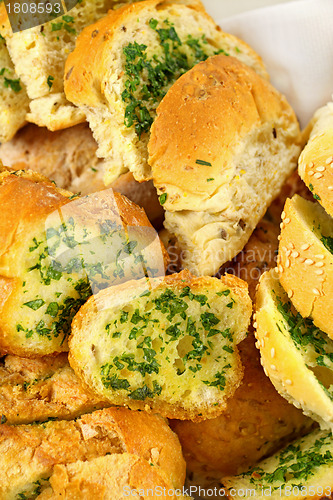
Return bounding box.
[305,259,314,265]
[313,288,320,296]
[316,166,325,172]
[271,348,275,358]
[301,243,310,251]
[315,261,324,267]
[282,246,287,252]
[280,223,285,230]
[315,254,324,259]
[309,162,314,168]
[285,259,290,268]
[274,266,279,273]
[299,258,305,263]
[291,251,299,258]
[308,170,314,176]
[314,172,323,179]
[328,186,333,191]
[271,364,277,371]
[277,235,281,240]
[253,312,256,320]
[287,290,294,298]
[325,156,333,164]
[285,379,292,385]
[288,243,295,249]
[253,322,258,329]
[315,269,324,275]
[284,218,291,224]
[278,265,283,274]
[286,249,292,257]
[281,211,286,220]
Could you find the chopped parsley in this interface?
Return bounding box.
[47,75,54,89]
[122,19,228,137]
[321,235,333,254]
[196,159,212,166]
[159,193,167,205]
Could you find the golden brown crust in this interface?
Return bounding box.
[298,103,333,217]
[0,407,185,497]
[278,195,333,339]
[79,407,185,489]
[0,353,107,424]
[38,454,181,499]
[149,54,299,209]
[170,334,313,482]
[111,172,164,228]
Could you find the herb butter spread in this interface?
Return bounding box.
[223,428,333,499]
[69,271,252,420]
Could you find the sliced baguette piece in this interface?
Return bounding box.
[0,353,107,425]
[37,454,189,500]
[0,166,167,356]
[0,1,138,131]
[148,54,301,276]
[298,101,333,217]
[222,428,333,500]
[64,0,268,184]
[255,268,333,430]
[69,270,252,421]
[278,194,333,339]
[0,36,29,142]
[0,407,185,499]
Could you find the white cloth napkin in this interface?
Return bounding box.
[202,0,333,128]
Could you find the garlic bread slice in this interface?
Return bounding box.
[278,195,333,339]
[222,428,333,500]
[0,167,166,356]
[255,268,333,429]
[69,270,252,421]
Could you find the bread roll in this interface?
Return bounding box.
[69,270,252,421]
[64,0,268,184]
[0,407,185,499]
[278,195,333,338]
[0,37,29,142]
[298,101,333,217]
[170,334,313,485]
[0,353,107,425]
[0,0,141,131]
[0,166,166,356]
[222,428,333,500]
[38,454,189,500]
[148,55,301,276]
[255,268,333,430]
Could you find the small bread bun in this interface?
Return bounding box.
[0,407,186,498]
[298,101,333,217]
[64,0,268,184]
[170,334,313,484]
[278,194,333,338]
[0,353,107,425]
[37,454,188,500]
[222,428,333,500]
[148,55,301,276]
[255,268,333,430]
[69,270,252,421]
[0,166,166,356]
